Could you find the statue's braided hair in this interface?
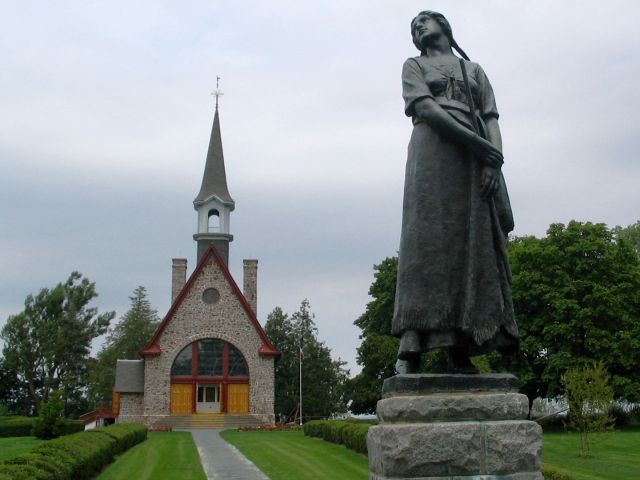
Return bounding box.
[411,11,470,61]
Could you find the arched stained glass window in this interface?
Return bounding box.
[228,344,249,376]
[170,339,249,378]
[197,339,224,376]
[171,344,192,376]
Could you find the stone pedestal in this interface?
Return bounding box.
[367,374,542,480]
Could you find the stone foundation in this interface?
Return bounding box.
[368,374,542,480]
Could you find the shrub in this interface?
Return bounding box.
[0,422,148,480]
[629,404,640,426]
[64,419,85,435]
[303,419,371,454]
[541,465,576,479]
[32,392,66,439]
[91,423,148,453]
[0,463,48,480]
[608,404,630,427]
[0,416,83,438]
[342,423,370,454]
[5,452,72,479]
[0,416,34,437]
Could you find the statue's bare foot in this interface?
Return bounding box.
[447,347,479,374]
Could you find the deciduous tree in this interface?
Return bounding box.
[492,221,640,411]
[1,272,114,414]
[613,220,640,256]
[563,362,615,457]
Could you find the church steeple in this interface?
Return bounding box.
[193,80,235,265]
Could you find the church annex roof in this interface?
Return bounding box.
[193,107,235,206]
[140,245,279,357]
[114,360,145,393]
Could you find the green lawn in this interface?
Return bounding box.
[96,432,206,480]
[0,436,45,461]
[542,429,640,480]
[221,429,369,479]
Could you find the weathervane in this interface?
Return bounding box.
[211,76,223,110]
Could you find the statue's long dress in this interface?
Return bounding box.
[392,55,518,354]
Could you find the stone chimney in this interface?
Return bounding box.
[243,259,258,316]
[171,258,187,304]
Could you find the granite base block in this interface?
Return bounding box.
[377,393,529,423]
[369,375,542,479]
[370,472,543,480]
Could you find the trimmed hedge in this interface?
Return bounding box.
[541,465,576,480]
[0,416,83,438]
[0,423,148,480]
[0,417,33,437]
[303,420,370,454]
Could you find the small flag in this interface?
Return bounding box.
[299,348,304,362]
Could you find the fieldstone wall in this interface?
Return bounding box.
[243,259,258,316]
[117,393,144,424]
[143,254,275,422]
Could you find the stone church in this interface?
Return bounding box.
[113,101,278,427]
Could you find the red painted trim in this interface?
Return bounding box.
[170,376,249,383]
[191,383,196,413]
[259,345,280,356]
[140,245,280,357]
[223,342,229,376]
[192,342,198,377]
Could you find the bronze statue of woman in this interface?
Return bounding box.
[393,11,518,374]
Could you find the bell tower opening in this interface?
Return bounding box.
[208,209,220,232]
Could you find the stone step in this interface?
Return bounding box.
[156,414,265,430]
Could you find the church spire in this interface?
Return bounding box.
[194,78,234,206]
[193,79,235,265]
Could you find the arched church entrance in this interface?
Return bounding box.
[169,338,249,414]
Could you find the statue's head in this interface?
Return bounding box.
[410,11,469,60]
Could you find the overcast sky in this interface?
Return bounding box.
[2,1,639,375]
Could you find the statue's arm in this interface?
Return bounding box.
[413,97,503,168]
[484,116,502,152]
[480,117,502,198]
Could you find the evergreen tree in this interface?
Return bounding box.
[265,300,349,422]
[87,286,159,406]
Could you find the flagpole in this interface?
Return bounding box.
[299,347,303,426]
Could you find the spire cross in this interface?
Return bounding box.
[211,76,224,110]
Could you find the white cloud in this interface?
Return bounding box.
[1,0,639,374]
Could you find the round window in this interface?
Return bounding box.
[202,288,220,304]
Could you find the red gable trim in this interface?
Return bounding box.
[140,245,279,357]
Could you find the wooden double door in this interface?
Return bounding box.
[170,383,249,414]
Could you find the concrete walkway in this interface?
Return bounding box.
[187,429,269,480]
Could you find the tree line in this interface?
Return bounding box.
[0,279,158,417]
[0,282,349,421]
[347,220,640,415]
[2,219,638,420]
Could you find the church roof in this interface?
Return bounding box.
[194,107,235,206]
[140,245,279,357]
